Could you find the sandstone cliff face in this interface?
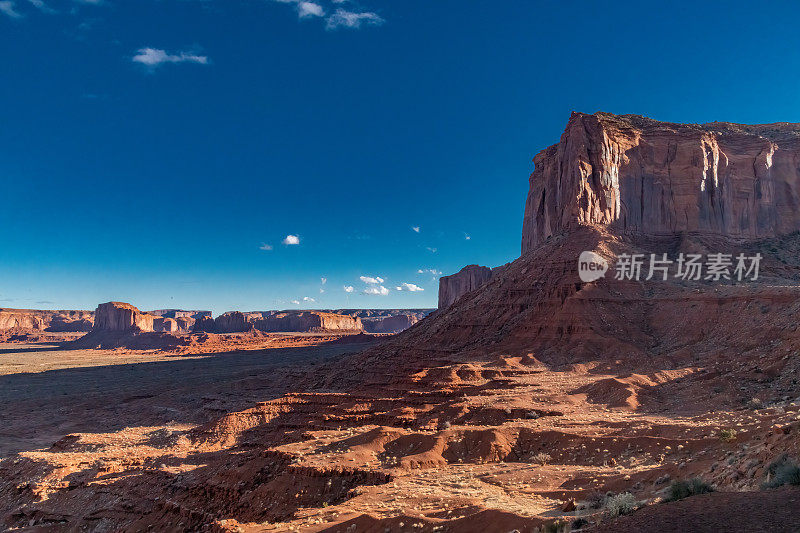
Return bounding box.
[93,302,154,333]
[0,309,94,332]
[214,312,256,333]
[522,112,800,253]
[362,314,418,333]
[153,317,179,333]
[256,312,362,332]
[149,309,212,320]
[438,265,493,309]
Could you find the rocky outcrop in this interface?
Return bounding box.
[153,317,179,333]
[255,312,362,333]
[192,316,217,333]
[0,309,94,332]
[438,265,493,309]
[522,112,800,253]
[213,312,256,333]
[93,302,154,333]
[149,309,212,320]
[175,317,195,333]
[362,314,419,333]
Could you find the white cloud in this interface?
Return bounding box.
[259,243,273,251]
[320,277,327,284]
[359,275,384,284]
[426,247,438,253]
[283,234,300,245]
[297,1,324,18]
[364,285,390,296]
[291,299,300,305]
[0,1,22,18]
[396,283,424,292]
[326,8,384,30]
[319,288,325,293]
[411,226,420,233]
[132,48,208,68]
[303,296,316,302]
[27,0,55,13]
[464,233,471,240]
[417,268,442,276]
[343,285,354,293]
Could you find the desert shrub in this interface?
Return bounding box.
[542,519,569,533]
[763,455,800,489]
[718,428,737,442]
[571,517,589,529]
[586,491,606,509]
[531,452,552,465]
[604,492,637,517]
[667,477,715,501]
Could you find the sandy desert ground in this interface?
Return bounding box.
[2,330,800,532]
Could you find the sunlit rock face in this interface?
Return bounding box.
[93,302,154,332]
[522,112,800,254]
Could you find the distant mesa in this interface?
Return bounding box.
[192,310,364,334]
[437,265,493,309]
[93,301,155,333]
[0,308,94,341]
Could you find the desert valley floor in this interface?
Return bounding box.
[2,329,800,532]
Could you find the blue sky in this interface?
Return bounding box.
[2,0,800,314]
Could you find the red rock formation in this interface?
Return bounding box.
[522,112,800,253]
[361,314,419,333]
[255,312,362,332]
[213,311,256,333]
[93,302,154,333]
[175,317,195,333]
[437,265,492,309]
[153,317,179,333]
[192,315,216,333]
[0,309,94,332]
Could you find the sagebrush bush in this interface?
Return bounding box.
[604,492,637,517]
[718,428,737,442]
[763,455,800,489]
[668,477,715,501]
[531,452,552,465]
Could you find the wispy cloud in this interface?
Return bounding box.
[364,285,389,296]
[0,1,22,18]
[259,243,273,251]
[417,268,442,276]
[396,283,424,292]
[320,277,327,284]
[282,234,300,245]
[27,0,55,14]
[343,285,354,293]
[426,247,438,253]
[132,48,208,68]
[298,1,324,18]
[464,233,471,240]
[291,299,300,305]
[411,226,420,233]
[303,296,316,302]
[326,8,383,30]
[360,275,384,284]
